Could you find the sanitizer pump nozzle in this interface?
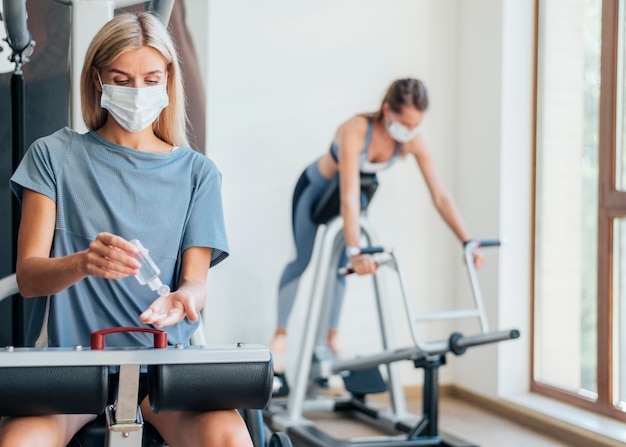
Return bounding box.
[130,239,171,296]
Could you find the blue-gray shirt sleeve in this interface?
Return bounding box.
[10,134,61,203]
[182,160,229,267]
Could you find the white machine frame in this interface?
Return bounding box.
[0,342,271,447]
[264,211,518,447]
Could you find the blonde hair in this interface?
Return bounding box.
[80,12,189,147]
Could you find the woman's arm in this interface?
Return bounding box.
[409,136,470,241]
[337,117,378,274]
[337,117,367,247]
[16,189,141,297]
[408,136,484,268]
[139,246,212,327]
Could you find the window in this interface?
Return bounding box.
[533,0,626,420]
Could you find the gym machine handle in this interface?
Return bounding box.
[91,327,168,350]
[338,246,394,275]
[448,329,520,355]
[464,238,505,249]
[359,246,393,255]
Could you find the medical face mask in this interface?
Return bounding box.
[100,78,169,133]
[386,117,420,144]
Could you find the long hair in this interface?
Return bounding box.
[366,78,429,123]
[80,12,189,147]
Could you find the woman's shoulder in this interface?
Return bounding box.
[340,115,369,133]
[32,126,78,145]
[335,115,370,142]
[180,147,215,164]
[404,131,428,157]
[178,148,222,177]
[27,127,82,158]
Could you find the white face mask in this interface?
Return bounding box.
[99,77,169,133]
[386,119,420,144]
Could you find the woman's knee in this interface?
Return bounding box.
[0,416,63,447]
[0,413,95,447]
[146,407,253,447]
[201,411,252,447]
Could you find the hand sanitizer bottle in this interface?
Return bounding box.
[130,239,170,296]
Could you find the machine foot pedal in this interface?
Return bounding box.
[342,367,387,395]
[272,372,290,398]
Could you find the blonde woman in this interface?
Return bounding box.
[1,12,250,447]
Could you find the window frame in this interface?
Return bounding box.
[531,0,626,421]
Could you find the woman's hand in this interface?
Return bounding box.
[349,254,378,275]
[472,251,485,269]
[139,289,198,328]
[82,232,141,279]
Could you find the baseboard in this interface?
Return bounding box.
[450,386,626,447]
[403,384,455,399]
[321,383,626,447]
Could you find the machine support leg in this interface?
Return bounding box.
[407,355,445,440]
[10,71,25,347]
[423,363,438,438]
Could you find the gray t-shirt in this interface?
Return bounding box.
[10,127,229,348]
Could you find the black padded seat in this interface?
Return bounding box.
[0,342,274,447]
[148,360,273,413]
[0,366,109,416]
[311,172,379,224]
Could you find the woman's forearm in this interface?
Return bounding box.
[340,200,362,247]
[176,276,208,311]
[433,194,470,243]
[16,252,88,298]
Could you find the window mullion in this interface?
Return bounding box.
[598,0,618,415]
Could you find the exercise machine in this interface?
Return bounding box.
[0,326,292,447]
[264,174,520,446]
[0,274,292,446]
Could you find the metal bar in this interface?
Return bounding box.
[145,0,175,24]
[286,217,345,421]
[0,275,18,303]
[115,364,140,424]
[412,309,481,322]
[0,344,270,367]
[315,223,346,352]
[450,329,520,352]
[10,70,24,347]
[332,347,425,374]
[422,365,438,437]
[105,405,143,447]
[394,253,430,351]
[359,218,409,419]
[2,0,31,54]
[463,242,489,332]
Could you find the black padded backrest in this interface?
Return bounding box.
[148,360,273,413]
[311,173,379,225]
[0,366,109,416]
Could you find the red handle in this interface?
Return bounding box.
[90,327,168,350]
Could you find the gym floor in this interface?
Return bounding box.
[306,392,574,447]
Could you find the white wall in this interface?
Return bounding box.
[496,0,536,398]
[198,0,535,397]
[448,0,535,398]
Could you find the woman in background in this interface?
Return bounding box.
[269,78,484,380]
